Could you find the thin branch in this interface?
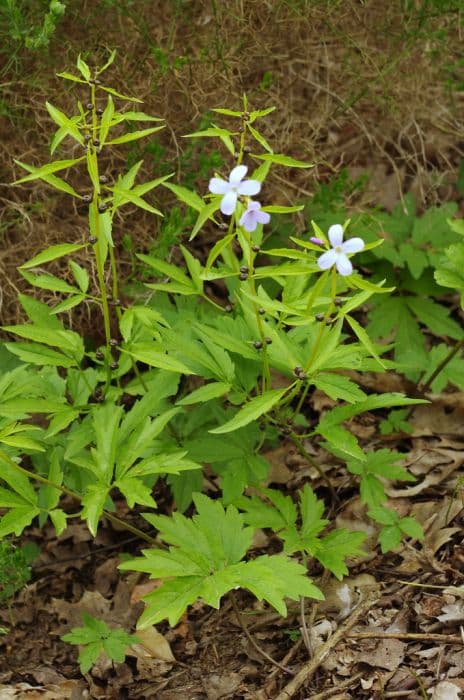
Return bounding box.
[230,592,295,676]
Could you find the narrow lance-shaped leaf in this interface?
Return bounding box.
[106,126,164,145]
[209,387,288,434]
[13,160,81,198]
[13,157,85,185]
[20,243,86,270]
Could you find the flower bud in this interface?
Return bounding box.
[99,175,108,184]
[96,107,104,115]
[224,304,232,312]
[253,340,263,349]
[82,194,92,203]
[239,272,248,281]
[98,202,108,213]
[219,223,229,230]
[86,102,93,110]
[258,307,265,315]
[315,313,324,321]
[265,337,272,345]
[88,235,97,244]
[92,138,100,147]
[334,297,343,307]
[240,265,248,273]
[252,245,260,253]
[110,361,119,370]
[95,350,104,360]
[109,338,119,347]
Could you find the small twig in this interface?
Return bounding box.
[230,592,295,676]
[300,596,312,655]
[305,672,364,700]
[274,593,377,700]
[347,631,464,645]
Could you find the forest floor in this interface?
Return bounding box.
[1,1,464,698]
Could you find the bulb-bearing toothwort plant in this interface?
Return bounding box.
[2,53,426,651]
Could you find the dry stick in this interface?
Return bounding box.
[307,672,364,700]
[274,594,377,700]
[347,631,464,645]
[230,593,295,677]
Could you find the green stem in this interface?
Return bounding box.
[419,337,464,394]
[289,434,338,503]
[0,448,157,545]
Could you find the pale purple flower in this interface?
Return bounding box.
[239,201,270,232]
[310,237,324,245]
[317,224,364,276]
[209,165,261,216]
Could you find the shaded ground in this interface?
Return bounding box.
[1,1,464,698]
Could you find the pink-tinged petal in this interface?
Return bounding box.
[310,237,324,245]
[328,224,344,247]
[317,249,338,270]
[229,165,247,184]
[256,211,271,225]
[247,200,261,211]
[340,237,364,254]
[220,190,238,215]
[209,177,229,195]
[237,179,261,196]
[336,254,353,276]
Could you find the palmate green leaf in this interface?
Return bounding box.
[379,525,402,553]
[316,529,366,580]
[106,126,164,145]
[359,474,386,508]
[0,487,31,508]
[0,506,40,538]
[116,477,157,508]
[49,509,67,535]
[209,387,288,434]
[13,160,81,197]
[19,243,86,270]
[0,450,37,503]
[406,296,463,340]
[120,494,322,627]
[236,494,289,531]
[13,157,85,186]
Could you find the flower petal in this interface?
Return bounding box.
[256,211,271,225]
[220,190,238,215]
[336,254,353,276]
[229,165,247,185]
[237,179,261,196]
[209,177,229,195]
[241,214,257,232]
[247,201,261,211]
[341,237,364,254]
[327,224,344,247]
[317,249,338,270]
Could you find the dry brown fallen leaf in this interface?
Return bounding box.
[0,680,84,699]
[128,626,175,663]
[428,680,462,699]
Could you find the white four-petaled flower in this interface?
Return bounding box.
[239,201,271,232]
[316,224,364,276]
[209,165,261,216]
